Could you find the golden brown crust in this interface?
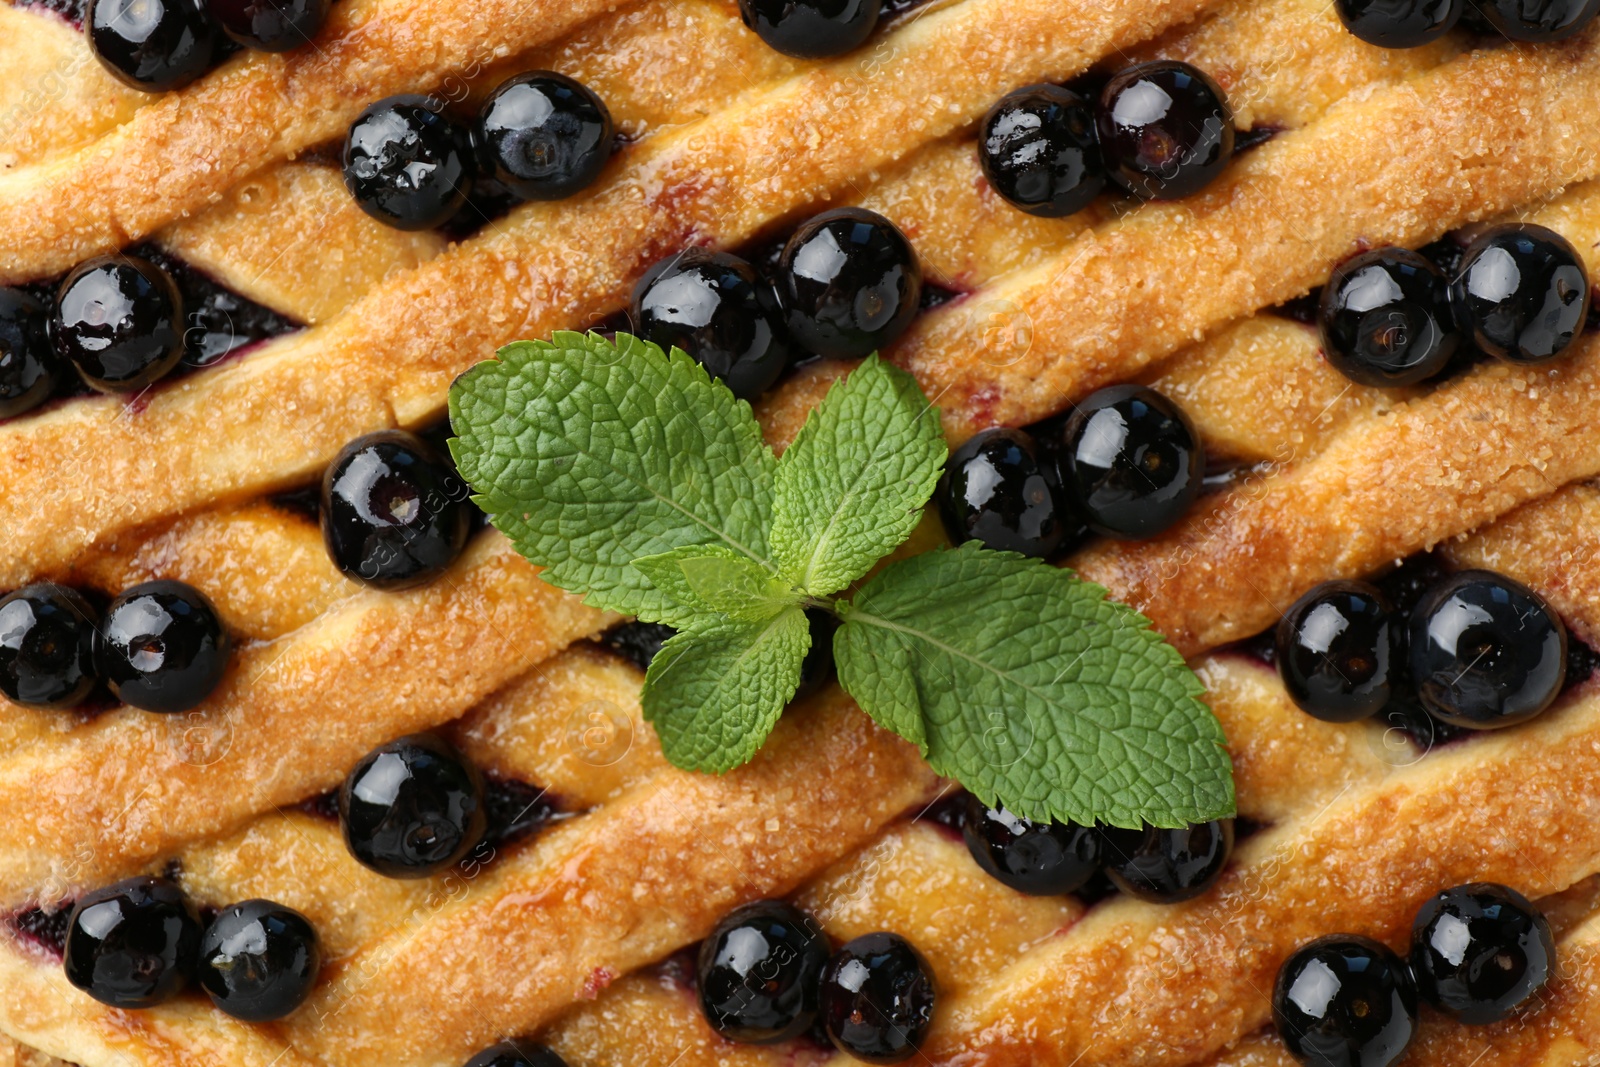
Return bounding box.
[0,534,608,906]
[893,31,1600,441]
[0,0,1217,589]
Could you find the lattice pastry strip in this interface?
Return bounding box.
[0,0,1257,587]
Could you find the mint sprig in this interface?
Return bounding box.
[450,332,1235,829]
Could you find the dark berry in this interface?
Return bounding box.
[1275,581,1397,723]
[1451,223,1590,364]
[0,583,98,709]
[1407,569,1566,729]
[1096,61,1233,201]
[819,932,936,1064]
[53,255,185,393]
[1469,0,1598,38]
[462,1042,570,1067]
[697,900,828,1044]
[320,430,470,590]
[343,96,474,231]
[338,733,487,878]
[96,580,231,713]
[205,0,331,51]
[1101,819,1233,903]
[1050,384,1204,540]
[598,621,676,671]
[960,795,1101,896]
[777,207,922,359]
[1319,247,1459,386]
[87,0,219,92]
[197,899,321,1021]
[978,84,1105,218]
[737,0,880,58]
[936,427,1064,557]
[1335,0,1462,46]
[1273,935,1418,1067]
[476,71,614,201]
[0,287,60,419]
[1410,882,1554,1025]
[64,876,202,1008]
[631,249,790,400]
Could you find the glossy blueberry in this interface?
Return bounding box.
[697,900,828,1044]
[737,0,880,58]
[1274,935,1418,1067]
[1096,61,1233,201]
[1050,384,1204,540]
[87,0,219,93]
[1276,581,1397,723]
[0,287,60,419]
[476,71,614,201]
[1410,882,1554,1025]
[97,580,232,713]
[321,430,471,591]
[936,427,1064,558]
[64,876,202,1008]
[198,899,321,1021]
[1335,0,1462,46]
[0,584,98,709]
[1451,224,1590,365]
[777,207,922,359]
[819,932,936,1064]
[631,249,790,400]
[462,1042,570,1067]
[1101,819,1233,903]
[205,0,332,51]
[1319,247,1459,386]
[1474,0,1600,39]
[1407,569,1566,729]
[978,84,1105,218]
[343,96,475,231]
[339,733,487,878]
[53,255,185,393]
[961,794,1101,896]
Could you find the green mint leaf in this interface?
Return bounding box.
[448,332,777,619]
[642,608,812,772]
[632,544,802,625]
[835,543,1235,829]
[768,354,947,597]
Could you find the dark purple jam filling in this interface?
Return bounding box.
[132,245,301,374]
[296,789,342,820]
[6,903,73,959]
[911,789,968,839]
[1232,125,1282,154]
[1267,289,1321,325]
[919,278,963,310]
[595,621,677,672]
[14,0,86,27]
[269,484,323,522]
[655,943,700,992]
[882,0,935,14]
[438,178,523,243]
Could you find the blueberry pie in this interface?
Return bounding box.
[5,0,1600,1065]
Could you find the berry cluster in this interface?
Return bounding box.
[1274,883,1554,1067]
[961,793,1234,904]
[979,61,1235,215]
[0,579,231,714]
[1337,0,1600,48]
[1276,568,1568,730]
[63,875,320,1021]
[1319,225,1591,387]
[630,207,922,401]
[87,0,333,93]
[698,900,937,1063]
[344,71,614,232]
[937,384,1205,559]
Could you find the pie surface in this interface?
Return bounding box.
[5,0,1600,1065]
